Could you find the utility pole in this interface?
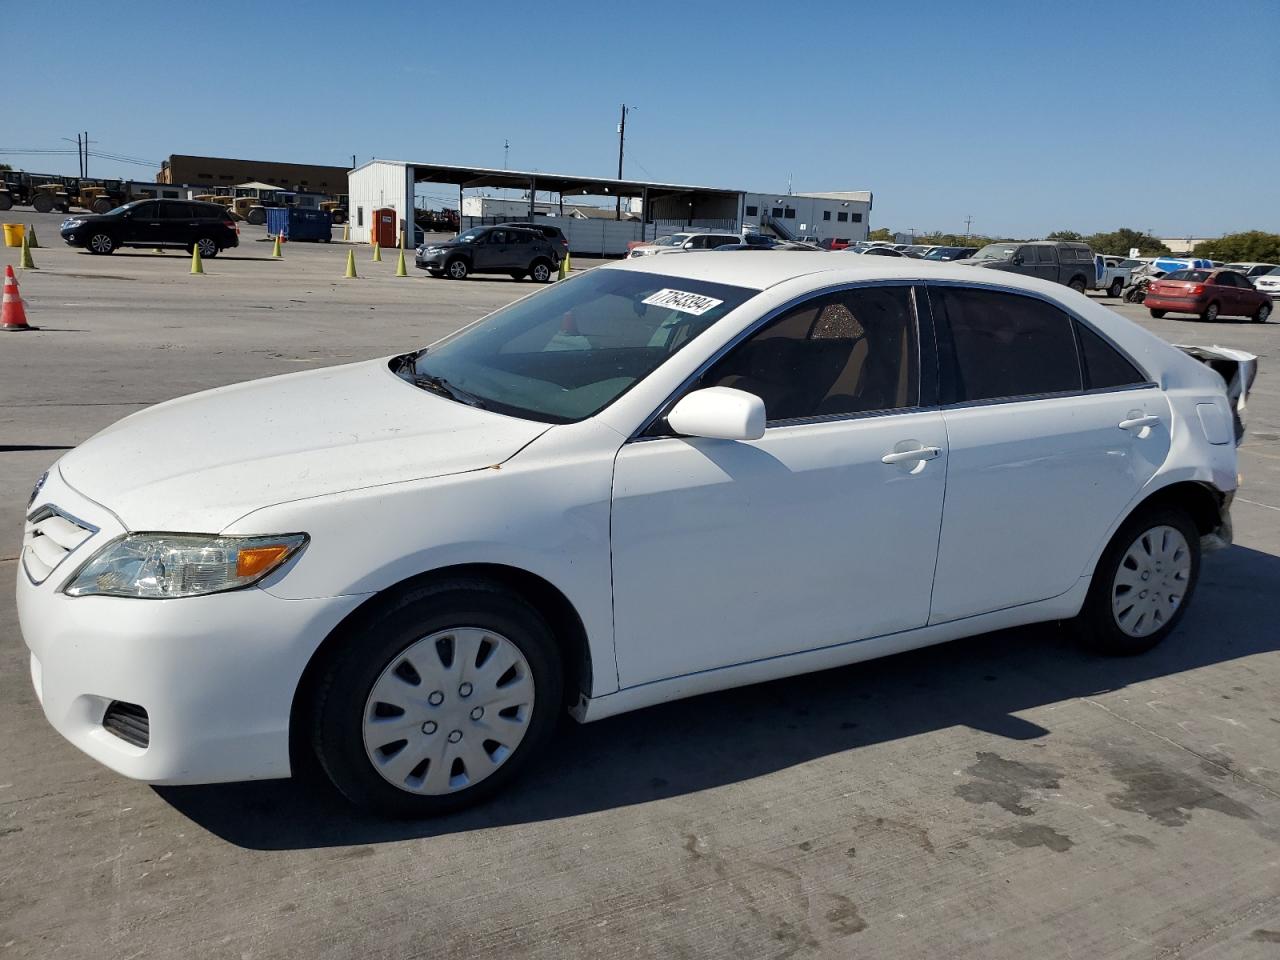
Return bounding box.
[964,215,974,236]
[83,131,88,177]
[616,104,632,220]
[504,139,510,169]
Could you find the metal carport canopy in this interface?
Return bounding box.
[408,162,742,202]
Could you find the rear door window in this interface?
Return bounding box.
[935,287,1082,402]
[1076,322,1146,389]
[1036,246,1058,263]
[160,202,196,219]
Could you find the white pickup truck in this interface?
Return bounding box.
[1094,255,1138,298]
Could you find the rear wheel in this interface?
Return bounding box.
[1071,506,1200,655]
[88,232,115,255]
[1068,276,1087,294]
[529,259,552,283]
[310,580,563,816]
[1108,278,1124,298]
[1201,301,1219,322]
[446,258,469,280]
[32,194,54,214]
[1148,308,1166,319]
[1254,302,1272,323]
[246,208,266,226]
[195,236,218,258]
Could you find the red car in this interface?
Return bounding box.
[1146,268,1272,323]
[818,237,851,250]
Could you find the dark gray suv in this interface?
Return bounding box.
[959,240,1095,292]
[416,226,560,282]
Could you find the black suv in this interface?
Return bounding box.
[60,199,240,257]
[416,226,560,281]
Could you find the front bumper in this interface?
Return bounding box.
[17,469,366,784]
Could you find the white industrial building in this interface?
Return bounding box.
[347,158,872,255]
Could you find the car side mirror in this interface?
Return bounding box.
[667,387,766,441]
[682,239,696,249]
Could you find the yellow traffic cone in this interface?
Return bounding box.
[344,249,357,278]
[26,225,39,248]
[190,243,204,274]
[372,241,382,262]
[271,233,283,258]
[558,251,572,280]
[395,248,408,277]
[19,232,36,270]
[342,221,350,242]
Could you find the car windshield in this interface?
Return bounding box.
[1165,270,1211,282]
[653,235,688,247]
[1263,267,1280,277]
[923,247,959,260]
[402,270,756,422]
[972,243,1019,260]
[454,228,486,244]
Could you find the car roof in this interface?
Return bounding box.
[601,250,1064,292]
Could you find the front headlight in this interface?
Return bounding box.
[63,218,85,228]
[64,533,307,599]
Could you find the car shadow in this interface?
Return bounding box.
[76,252,277,262]
[156,544,1280,850]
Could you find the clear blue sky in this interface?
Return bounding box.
[7,0,1278,238]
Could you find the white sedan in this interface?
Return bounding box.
[17,256,1256,816]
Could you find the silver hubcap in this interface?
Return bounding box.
[198,239,216,256]
[91,234,111,252]
[533,264,549,281]
[1111,525,1191,638]
[449,261,466,278]
[362,627,534,795]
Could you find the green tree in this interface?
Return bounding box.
[867,227,895,242]
[915,232,998,248]
[1192,231,1280,263]
[1083,228,1170,257]
[0,163,11,171]
[1046,230,1083,241]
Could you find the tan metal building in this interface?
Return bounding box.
[157,155,351,194]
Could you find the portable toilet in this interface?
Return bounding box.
[372,207,397,248]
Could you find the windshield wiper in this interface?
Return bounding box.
[410,371,487,409]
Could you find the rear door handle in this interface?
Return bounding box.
[1118,415,1160,431]
[882,445,941,464]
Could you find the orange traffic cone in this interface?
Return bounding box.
[2,265,35,331]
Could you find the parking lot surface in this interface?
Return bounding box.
[2,214,1278,959]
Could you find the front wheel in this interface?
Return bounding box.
[91,198,114,214]
[529,259,552,283]
[1201,301,1219,322]
[1148,308,1166,319]
[32,194,54,214]
[246,208,266,226]
[1254,302,1272,323]
[446,258,469,280]
[310,580,564,816]
[1108,278,1124,298]
[1070,507,1200,655]
[88,232,115,255]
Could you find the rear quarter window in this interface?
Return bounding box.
[1076,321,1146,389]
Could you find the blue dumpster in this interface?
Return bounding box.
[266,207,333,242]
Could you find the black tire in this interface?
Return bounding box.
[32,194,54,214]
[1254,301,1272,323]
[91,197,114,214]
[332,212,346,224]
[1068,276,1087,294]
[1201,301,1219,322]
[0,194,12,211]
[529,259,553,283]
[1108,278,1124,298]
[1148,309,1166,319]
[195,236,218,258]
[1070,506,1200,656]
[87,232,115,255]
[246,208,266,226]
[445,258,469,280]
[310,579,564,817]
[509,271,527,281]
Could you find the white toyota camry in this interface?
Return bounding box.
[17,255,1256,816]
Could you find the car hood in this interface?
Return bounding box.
[57,359,552,531]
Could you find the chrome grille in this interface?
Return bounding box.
[22,505,97,585]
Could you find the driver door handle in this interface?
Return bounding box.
[1118,415,1160,431]
[882,445,941,464]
